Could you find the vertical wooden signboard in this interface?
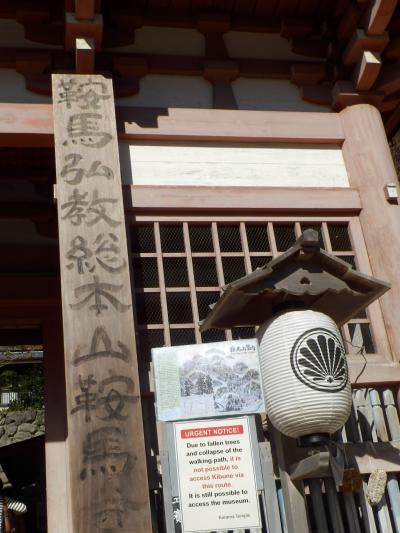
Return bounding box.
[52,74,152,532]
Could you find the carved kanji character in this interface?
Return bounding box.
[70,275,131,315]
[64,113,112,149]
[61,189,88,226]
[61,154,114,185]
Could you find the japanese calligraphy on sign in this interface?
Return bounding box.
[71,372,139,422]
[69,275,131,315]
[61,189,121,227]
[72,326,130,366]
[58,78,112,110]
[61,154,114,185]
[66,233,127,275]
[80,427,132,480]
[63,113,113,149]
[52,74,151,533]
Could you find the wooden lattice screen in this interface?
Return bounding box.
[129,217,375,367]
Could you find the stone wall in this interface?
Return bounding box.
[0,409,44,446]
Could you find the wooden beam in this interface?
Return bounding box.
[301,84,332,106]
[203,59,239,81]
[291,39,330,58]
[52,74,152,532]
[333,0,350,17]
[110,7,280,33]
[377,97,400,112]
[348,441,400,473]
[75,0,96,20]
[363,0,398,35]
[290,451,330,481]
[353,50,382,90]
[43,316,72,533]
[65,12,103,50]
[291,63,327,86]
[123,185,361,213]
[15,4,333,38]
[270,426,310,533]
[294,442,400,474]
[196,12,231,34]
[280,17,316,38]
[349,355,400,385]
[337,4,362,41]
[236,58,291,79]
[113,56,148,79]
[15,50,51,75]
[118,107,345,144]
[0,103,344,147]
[332,80,384,111]
[385,36,400,59]
[75,37,95,74]
[15,5,50,25]
[210,80,238,109]
[24,21,64,47]
[203,33,230,61]
[375,60,400,94]
[203,60,239,109]
[343,28,389,65]
[0,47,335,96]
[0,104,345,146]
[0,103,53,147]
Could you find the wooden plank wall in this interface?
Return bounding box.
[52,74,152,532]
[301,387,400,533]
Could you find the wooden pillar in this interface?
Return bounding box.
[52,74,152,532]
[270,426,310,533]
[340,104,400,361]
[43,315,72,533]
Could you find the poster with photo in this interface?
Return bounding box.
[152,339,264,421]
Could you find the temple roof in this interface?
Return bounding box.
[0,0,400,133]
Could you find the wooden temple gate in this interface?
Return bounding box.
[0,91,396,532]
[47,74,400,532]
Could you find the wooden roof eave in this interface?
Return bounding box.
[200,230,390,331]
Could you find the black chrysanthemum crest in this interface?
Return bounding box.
[291,328,348,392]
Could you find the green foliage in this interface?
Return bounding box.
[0,365,44,410]
[0,369,18,388]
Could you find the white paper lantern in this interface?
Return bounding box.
[257,309,352,441]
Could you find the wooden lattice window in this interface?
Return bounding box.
[130,217,377,364]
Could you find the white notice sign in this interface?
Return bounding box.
[174,417,261,532]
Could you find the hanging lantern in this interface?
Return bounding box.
[200,230,389,445]
[257,309,351,444]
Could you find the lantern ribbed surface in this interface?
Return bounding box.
[257,310,352,439]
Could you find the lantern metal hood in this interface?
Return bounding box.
[200,229,390,331]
